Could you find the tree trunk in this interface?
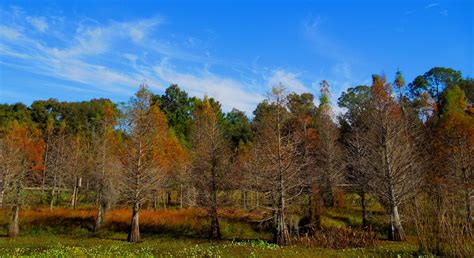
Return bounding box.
[209,162,221,239]
[274,207,290,245]
[179,184,183,209]
[256,191,259,209]
[322,176,334,207]
[152,191,157,211]
[360,191,368,229]
[209,207,221,239]
[0,190,3,209]
[274,177,290,245]
[167,191,172,206]
[8,204,19,238]
[94,199,107,232]
[162,191,167,210]
[241,190,248,209]
[0,178,3,209]
[49,187,56,211]
[307,192,321,232]
[71,186,77,208]
[71,177,82,209]
[40,170,47,204]
[464,181,472,234]
[388,203,406,241]
[127,202,141,243]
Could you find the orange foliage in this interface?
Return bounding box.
[4,122,44,172]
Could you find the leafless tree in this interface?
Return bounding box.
[361,75,422,241]
[91,103,120,232]
[252,86,306,245]
[191,97,229,239]
[314,80,344,208]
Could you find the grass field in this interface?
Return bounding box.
[0,234,420,257]
[0,194,430,257]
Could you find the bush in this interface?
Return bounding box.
[294,227,377,249]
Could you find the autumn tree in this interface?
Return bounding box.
[436,86,473,233]
[252,85,306,245]
[46,121,69,210]
[362,74,422,241]
[0,122,44,237]
[190,97,229,239]
[314,80,344,208]
[286,92,319,231]
[338,85,372,228]
[118,85,175,242]
[91,102,121,232]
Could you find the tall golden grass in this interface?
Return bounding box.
[0,207,267,237]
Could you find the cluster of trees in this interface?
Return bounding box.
[0,67,472,253]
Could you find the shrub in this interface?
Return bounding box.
[294,227,377,249]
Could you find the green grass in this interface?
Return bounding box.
[0,192,429,257]
[0,234,421,257]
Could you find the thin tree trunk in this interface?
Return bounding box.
[361,191,368,229]
[209,161,221,239]
[94,200,107,232]
[127,202,141,243]
[71,182,77,208]
[179,184,183,209]
[0,178,3,209]
[167,191,172,207]
[241,190,247,209]
[40,170,47,204]
[464,180,472,234]
[308,191,321,232]
[8,203,20,238]
[49,169,58,211]
[244,191,249,209]
[153,191,157,211]
[412,195,421,247]
[162,191,167,210]
[49,187,56,211]
[255,190,259,209]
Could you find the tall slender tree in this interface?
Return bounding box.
[118,85,174,243]
[315,80,344,208]
[363,74,422,241]
[191,97,229,239]
[252,85,306,245]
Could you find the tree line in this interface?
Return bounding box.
[0,67,472,255]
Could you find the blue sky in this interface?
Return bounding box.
[0,0,472,113]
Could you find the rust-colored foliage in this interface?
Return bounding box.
[3,122,45,172]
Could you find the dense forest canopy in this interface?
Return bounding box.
[0,66,473,255]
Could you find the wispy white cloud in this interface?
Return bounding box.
[302,15,348,62]
[26,16,48,32]
[0,8,166,95]
[425,3,440,9]
[153,60,263,113]
[0,6,270,113]
[266,70,310,94]
[0,25,21,39]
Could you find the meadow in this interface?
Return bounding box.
[0,194,424,257]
